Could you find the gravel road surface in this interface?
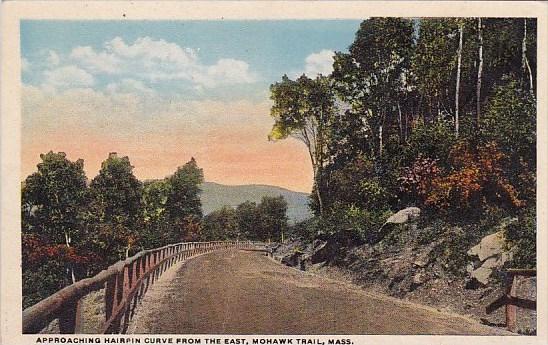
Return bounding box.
[129,249,507,335]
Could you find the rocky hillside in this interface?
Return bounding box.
[201,182,312,223]
[273,208,537,334]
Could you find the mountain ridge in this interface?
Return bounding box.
[200,181,313,223]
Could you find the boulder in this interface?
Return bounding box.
[466,231,513,288]
[310,238,341,264]
[385,207,421,225]
[467,231,506,261]
[281,251,303,267]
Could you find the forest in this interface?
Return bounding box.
[21,153,288,308]
[270,18,536,272]
[22,17,536,310]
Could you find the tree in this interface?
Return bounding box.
[257,196,288,242]
[332,18,414,153]
[89,152,143,258]
[165,157,204,242]
[269,75,336,216]
[141,179,171,248]
[202,206,239,241]
[476,18,484,127]
[236,201,259,240]
[455,20,464,137]
[21,152,89,304]
[89,152,143,227]
[481,77,536,202]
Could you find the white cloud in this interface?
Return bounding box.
[22,84,271,139]
[196,59,256,88]
[46,50,61,66]
[304,50,335,76]
[70,46,120,74]
[42,65,95,92]
[67,36,256,88]
[106,78,156,97]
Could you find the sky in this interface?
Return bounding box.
[21,20,361,192]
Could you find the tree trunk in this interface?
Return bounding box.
[64,230,76,284]
[522,19,534,93]
[477,18,484,128]
[397,102,403,142]
[455,22,464,138]
[378,125,383,157]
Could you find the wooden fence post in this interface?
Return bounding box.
[506,274,518,333]
[58,299,82,333]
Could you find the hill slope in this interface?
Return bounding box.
[200,182,312,223]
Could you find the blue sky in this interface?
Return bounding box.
[21,20,362,192]
[21,20,360,100]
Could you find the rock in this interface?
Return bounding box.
[412,271,427,286]
[310,238,340,264]
[385,207,421,225]
[281,251,303,267]
[470,266,493,286]
[467,231,506,261]
[466,231,514,288]
[413,243,435,268]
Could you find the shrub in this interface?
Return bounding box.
[426,142,523,210]
[505,206,536,268]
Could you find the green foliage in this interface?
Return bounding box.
[141,179,171,248]
[202,206,239,241]
[317,203,391,244]
[166,158,204,225]
[403,117,456,167]
[257,196,289,242]
[236,201,259,239]
[506,206,536,268]
[22,153,207,307]
[202,196,288,242]
[87,153,144,264]
[481,78,536,203]
[22,151,88,244]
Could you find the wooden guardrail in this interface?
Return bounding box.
[22,240,265,334]
[486,269,536,332]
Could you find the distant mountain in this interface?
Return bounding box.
[200,182,313,223]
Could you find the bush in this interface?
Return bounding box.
[505,206,536,268]
[318,203,391,244]
[427,142,523,211]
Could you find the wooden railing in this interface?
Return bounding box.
[486,268,536,332]
[22,241,266,334]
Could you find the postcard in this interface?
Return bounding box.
[1,1,547,345]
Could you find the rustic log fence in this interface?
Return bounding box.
[22,241,266,334]
[486,268,536,332]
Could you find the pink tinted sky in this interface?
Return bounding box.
[21,88,313,192]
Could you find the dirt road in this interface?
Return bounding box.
[129,249,507,335]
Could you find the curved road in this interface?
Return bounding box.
[129,249,506,335]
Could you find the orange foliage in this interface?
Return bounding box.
[426,142,524,209]
[22,233,97,268]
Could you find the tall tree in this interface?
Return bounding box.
[165,157,204,242]
[332,18,415,154]
[236,201,259,240]
[455,20,464,137]
[269,75,335,215]
[202,206,239,241]
[522,18,534,93]
[257,196,288,242]
[89,152,143,258]
[476,18,484,127]
[22,151,88,284]
[90,152,143,227]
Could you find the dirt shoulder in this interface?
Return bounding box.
[129,249,508,335]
